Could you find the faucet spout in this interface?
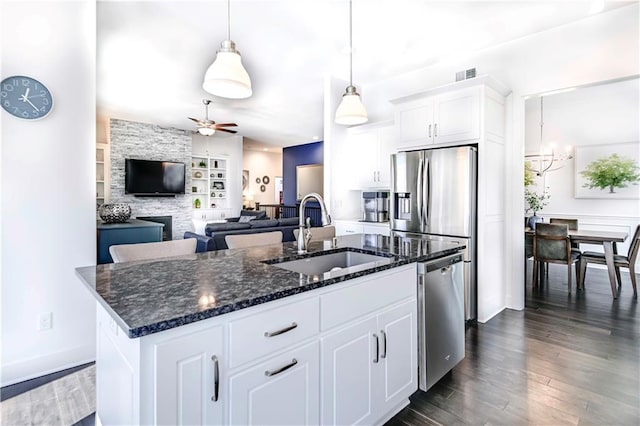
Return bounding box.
[298,192,331,254]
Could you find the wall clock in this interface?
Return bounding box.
[1,75,53,120]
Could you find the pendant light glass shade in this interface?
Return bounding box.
[335,0,367,125]
[335,85,368,125]
[202,1,252,99]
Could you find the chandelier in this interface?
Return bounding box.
[525,96,573,177]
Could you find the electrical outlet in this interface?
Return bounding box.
[38,312,52,331]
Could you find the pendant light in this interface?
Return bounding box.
[203,0,252,99]
[335,0,368,125]
[524,96,573,177]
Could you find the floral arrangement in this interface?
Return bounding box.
[581,153,640,193]
[525,188,550,215]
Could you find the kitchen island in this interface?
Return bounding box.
[76,233,464,425]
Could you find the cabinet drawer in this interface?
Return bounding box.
[229,297,319,368]
[320,265,416,331]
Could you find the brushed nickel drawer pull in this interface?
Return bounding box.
[264,322,298,337]
[373,333,379,363]
[211,355,220,402]
[265,358,298,377]
[380,330,387,359]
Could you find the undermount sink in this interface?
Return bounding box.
[268,250,393,277]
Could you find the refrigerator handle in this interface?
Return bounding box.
[417,155,424,231]
[423,155,430,230]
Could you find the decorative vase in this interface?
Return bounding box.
[98,203,132,223]
[527,214,543,230]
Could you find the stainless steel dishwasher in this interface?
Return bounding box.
[418,252,465,391]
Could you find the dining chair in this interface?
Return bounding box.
[225,231,283,249]
[578,224,639,297]
[533,223,581,293]
[550,218,581,250]
[293,225,336,243]
[109,238,197,263]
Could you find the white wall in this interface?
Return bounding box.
[242,150,283,207]
[342,4,639,318]
[192,133,244,215]
[525,78,640,266]
[1,0,97,386]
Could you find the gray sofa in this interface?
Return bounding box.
[184,211,303,252]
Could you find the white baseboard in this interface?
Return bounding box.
[1,343,95,387]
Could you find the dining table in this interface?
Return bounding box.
[526,228,629,298]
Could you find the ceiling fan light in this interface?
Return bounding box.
[198,127,216,136]
[203,42,252,99]
[335,86,368,125]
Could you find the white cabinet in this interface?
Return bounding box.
[320,300,417,425]
[320,317,378,425]
[334,220,390,237]
[228,341,320,425]
[96,264,418,426]
[334,220,364,236]
[154,327,224,425]
[346,123,395,189]
[394,86,480,150]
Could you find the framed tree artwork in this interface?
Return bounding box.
[574,142,640,199]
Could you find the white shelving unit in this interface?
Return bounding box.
[96,143,110,209]
[191,155,228,210]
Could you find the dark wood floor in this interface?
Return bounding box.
[387,265,639,426]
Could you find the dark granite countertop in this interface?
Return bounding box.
[75,233,464,339]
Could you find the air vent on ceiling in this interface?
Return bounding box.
[455,68,477,82]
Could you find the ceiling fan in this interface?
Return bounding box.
[188,99,238,135]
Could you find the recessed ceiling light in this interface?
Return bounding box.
[312,135,320,140]
[263,148,268,151]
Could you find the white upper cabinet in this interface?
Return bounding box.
[346,122,395,189]
[394,86,481,150]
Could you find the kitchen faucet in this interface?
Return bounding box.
[298,192,331,254]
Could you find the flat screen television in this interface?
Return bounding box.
[125,159,185,195]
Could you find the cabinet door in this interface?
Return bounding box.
[320,317,378,426]
[154,326,224,425]
[375,301,417,418]
[396,100,433,150]
[228,341,319,425]
[433,87,480,144]
[347,131,378,188]
[376,126,395,187]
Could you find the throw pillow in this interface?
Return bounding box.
[238,215,255,223]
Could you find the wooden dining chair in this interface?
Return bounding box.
[109,238,197,263]
[550,218,580,251]
[578,224,639,297]
[533,223,581,293]
[225,231,283,249]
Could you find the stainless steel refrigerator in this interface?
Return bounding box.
[390,146,477,321]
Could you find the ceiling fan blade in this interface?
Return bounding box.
[214,123,238,127]
[217,128,238,134]
[188,117,206,125]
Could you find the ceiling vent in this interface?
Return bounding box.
[455,68,477,82]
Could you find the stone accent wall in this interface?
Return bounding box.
[109,119,192,240]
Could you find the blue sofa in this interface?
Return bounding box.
[184,214,303,252]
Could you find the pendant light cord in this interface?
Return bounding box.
[349,0,353,86]
[539,96,544,145]
[227,0,231,40]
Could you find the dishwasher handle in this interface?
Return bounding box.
[418,253,463,274]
